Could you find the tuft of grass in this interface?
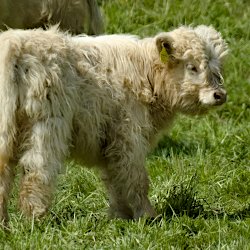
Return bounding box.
[1,0,250,249]
[156,174,205,218]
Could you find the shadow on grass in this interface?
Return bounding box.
[152,135,210,158]
[49,205,88,226]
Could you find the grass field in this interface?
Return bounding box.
[1,0,250,249]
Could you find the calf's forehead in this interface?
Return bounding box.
[169,26,226,69]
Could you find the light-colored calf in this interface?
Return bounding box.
[0,25,227,225]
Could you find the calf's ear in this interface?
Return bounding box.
[155,33,175,64]
[156,33,174,55]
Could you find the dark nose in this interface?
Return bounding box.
[213,89,227,105]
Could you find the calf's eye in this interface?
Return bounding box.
[186,64,198,73]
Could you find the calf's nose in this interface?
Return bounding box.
[213,89,227,105]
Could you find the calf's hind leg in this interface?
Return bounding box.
[0,155,15,225]
[18,118,71,218]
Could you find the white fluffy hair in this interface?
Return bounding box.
[0,25,228,225]
[0,0,104,35]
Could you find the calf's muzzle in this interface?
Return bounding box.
[213,89,227,105]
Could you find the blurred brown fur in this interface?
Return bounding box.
[0,0,104,34]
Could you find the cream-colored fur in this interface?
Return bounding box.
[0,0,104,35]
[0,25,228,224]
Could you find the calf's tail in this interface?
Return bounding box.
[0,34,21,164]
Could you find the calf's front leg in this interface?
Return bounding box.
[102,128,156,219]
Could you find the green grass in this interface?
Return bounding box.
[1,0,250,249]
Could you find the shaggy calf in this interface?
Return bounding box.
[0,0,104,35]
[0,25,228,224]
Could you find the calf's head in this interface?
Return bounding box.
[155,25,228,115]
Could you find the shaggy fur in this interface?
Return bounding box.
[0,0,104,35]
[0,25,228,224]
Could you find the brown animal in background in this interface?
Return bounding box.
[0,25,227,225]
[0,0,104,34]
